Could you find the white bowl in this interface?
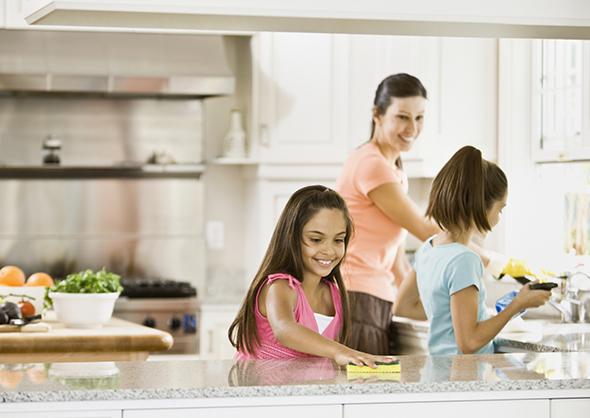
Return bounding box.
[50,292,119,328]
[0,285,47,316]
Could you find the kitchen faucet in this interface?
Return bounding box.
[548,271,590,323]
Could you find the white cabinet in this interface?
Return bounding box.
[124,405,340,418]
[437,38,498,165]
[252,32,350,164]
[0,411,121,418]
[344,399,549,418]
[551,399,590,418]
[198,303,240,359]
[251,34,497,175]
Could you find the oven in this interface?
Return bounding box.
[114,279,199,355]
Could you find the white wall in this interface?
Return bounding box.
[498,39,589,274]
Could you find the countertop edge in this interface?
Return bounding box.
[3,379,590,403]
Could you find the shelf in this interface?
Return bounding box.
[0,164,206,179]
[209,157,258,165]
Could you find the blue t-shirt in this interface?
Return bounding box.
[415,238,493,355]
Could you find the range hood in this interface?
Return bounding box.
[0,30,236,96]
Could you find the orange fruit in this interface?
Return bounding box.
[0,266,25,286]
[25,272,54,287]
[0,369,23,389]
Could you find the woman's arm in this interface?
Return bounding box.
[262,280,393,365]
[451,284,551,354]
[392,269,427,320]
[368,182,439,241]
[391,242,412,289]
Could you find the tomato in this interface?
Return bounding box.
[18,300,35,318]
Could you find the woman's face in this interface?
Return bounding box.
[300,208,347,281]
[373,96,426,153]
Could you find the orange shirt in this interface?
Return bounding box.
[336,142,408,302]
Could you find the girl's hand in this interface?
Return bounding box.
[333,347,396,367]
[514,282,551,310]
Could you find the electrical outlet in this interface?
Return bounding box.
[206,221,224,250]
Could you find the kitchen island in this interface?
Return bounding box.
[0,353,589,417]
[0,316,173,364]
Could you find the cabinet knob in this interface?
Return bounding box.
[143,317,156,328]
[169,316,182,331]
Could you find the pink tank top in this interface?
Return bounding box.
[236,273,344,360]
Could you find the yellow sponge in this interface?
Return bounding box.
[346,371,401,381]
[346,360,400,374]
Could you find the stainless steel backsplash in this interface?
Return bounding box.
[0,96,203,164]
[0,96,205,290]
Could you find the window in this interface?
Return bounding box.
[532,40,590,161]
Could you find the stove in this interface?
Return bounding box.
[114,279,199,354]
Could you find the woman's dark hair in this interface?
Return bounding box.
[371,73,428,169]
[426,145,508,234]
[228,185,353,355]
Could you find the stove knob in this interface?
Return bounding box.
[169,316,182,331]
[143,317,156,328]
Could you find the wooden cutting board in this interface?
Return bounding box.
[0,322,51,333]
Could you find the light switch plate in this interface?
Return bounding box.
[206,220,224,250]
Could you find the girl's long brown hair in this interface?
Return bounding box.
[426,145,507,234]
[228,185,353,355]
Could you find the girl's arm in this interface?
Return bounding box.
[392,269,427,320]
[368,182,439,241]
[451,284,551,354]
[263,280,393,366]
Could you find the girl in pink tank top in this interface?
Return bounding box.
[228,185,394,367]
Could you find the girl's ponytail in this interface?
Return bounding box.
[426,145,507,234]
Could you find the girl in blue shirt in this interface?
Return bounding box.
[394,146,551,355]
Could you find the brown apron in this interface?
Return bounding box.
[347,291,396,355]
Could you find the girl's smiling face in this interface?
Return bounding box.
[373,96,426,154]
[301,208,347,281]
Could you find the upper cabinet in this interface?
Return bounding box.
[250,33,497,176]
[251,32,350,164]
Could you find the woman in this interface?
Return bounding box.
[335,73,440,354]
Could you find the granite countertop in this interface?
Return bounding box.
[1,352,590,403]
[496,321,590,352]
[393,315,590,353]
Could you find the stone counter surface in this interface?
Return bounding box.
[393,316,590,353]
[1,352,590,403]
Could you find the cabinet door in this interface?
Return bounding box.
[344,399,549,418]
[0,410,121,418]
[125,405,340,418]
[434,37,498,172]
[253,32,349,163]
[551,399,590,418]
[199,304,240,359]
[347,35,440,176]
